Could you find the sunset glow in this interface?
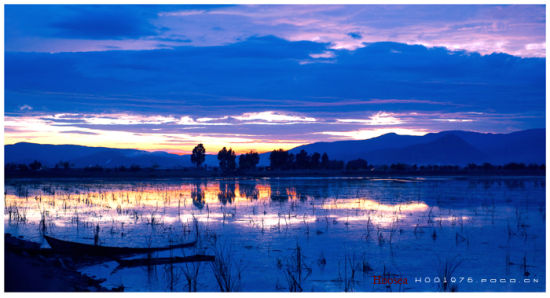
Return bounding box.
[4,5,545,153]
[3,4,546,294]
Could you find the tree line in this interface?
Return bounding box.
[189,143,545,174]
[5,143,545,175]
[191,143,263,173]
[190,143,351,172]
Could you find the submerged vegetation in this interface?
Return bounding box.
[3,177,545,291]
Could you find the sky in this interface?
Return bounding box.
[4,4,546,154]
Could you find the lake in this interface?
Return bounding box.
[4,176,545,292]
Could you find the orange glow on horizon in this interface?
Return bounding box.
[4,134,304,155]
[4,114,310,154]
[4,112,432,154]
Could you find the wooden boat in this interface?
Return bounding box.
[44,235,197,256]
[115,254,215,268]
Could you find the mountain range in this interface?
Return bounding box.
[288,129,545,166]
[5,129,545,168]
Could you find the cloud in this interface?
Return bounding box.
[60,130,99,135]
[3,114,311,153]
[347,32,362,39]
[159,10,207,17]
[50,9,158,40]
[434,119,474,123]
[319,128,429,140]
[232,111,316,123]
[337,112,403,126]
[5,107,540,154]
[19,104,32,111]
[4,36,545,151]
[309,51,335,59]
[196,116,229,122]
[6,37,544,118]
[5,5,545,57]
[39,111,317,127]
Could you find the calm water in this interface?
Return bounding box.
[4,176,545,292]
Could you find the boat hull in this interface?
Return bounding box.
[44,235,197,256]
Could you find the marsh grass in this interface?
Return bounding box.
[282,242,312,292]
[163,239,183,291]
[3,178,543,292]
[39,208,48,235]
[210,242,243,292]
[437,256,463,292]
[6,204,28,224]
[340,251,361,292]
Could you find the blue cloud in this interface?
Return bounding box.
[5,36,545,131]
[5,4,235,42]
[60,130,99,135]
[49,6,158,39]
[5,5,545,57]
[348,32,362,39]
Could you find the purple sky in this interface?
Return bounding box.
[4,5,546,154]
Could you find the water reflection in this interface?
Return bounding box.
[4,177,545,292]
[218,180,236,205]
[239,180,259,200]
[191,180,205,209]
[4,177,545,245]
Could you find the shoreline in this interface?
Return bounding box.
[4,234,116,292]
[4,168,545,181]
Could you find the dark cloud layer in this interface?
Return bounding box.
[50,6,158,40]
[4,5,546,152]
[6,36,545,128]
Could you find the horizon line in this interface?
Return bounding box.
[4,127,544,155]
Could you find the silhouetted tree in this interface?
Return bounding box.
[346,159,368,170]
[390,163,407,171]
[527,163,539,170]
[239,151,260,170]
[17,164,29,171]
[5,163,17,172]
[218,147,236,173]
[191,144,206,168]
[55,161,71,170]
[270,149,290,170]
[295,150,310,169]
[482,162,494,171]
[85,165,103,172]
[287,153,295,169]
[321,153,329,169]
[310,152,321,169]
[504,163,526,170]
[327,160,345,170]
[29,160,42,171]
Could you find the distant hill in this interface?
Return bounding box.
[288,128,545,165]
[5,142,217,169]
[5,129,545,168]
[364,134,488,165]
